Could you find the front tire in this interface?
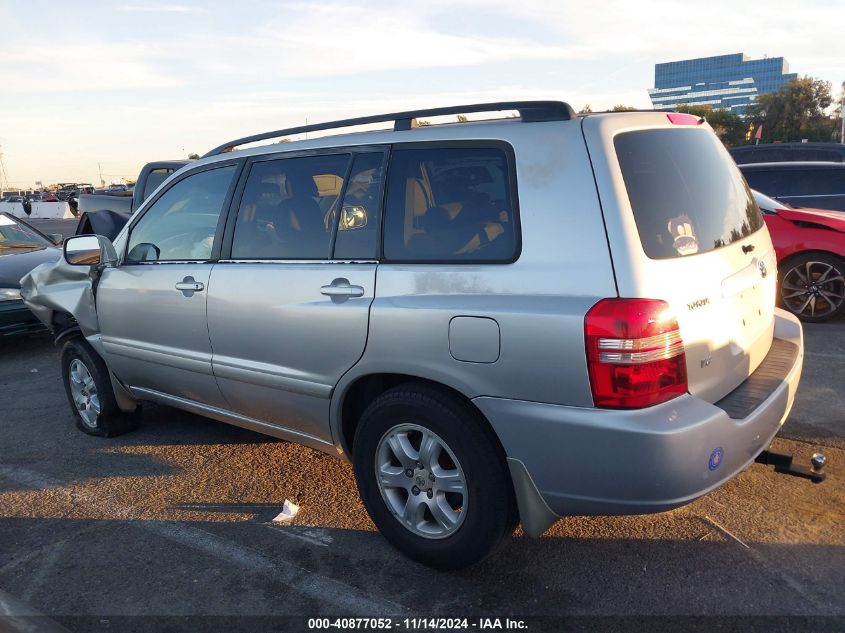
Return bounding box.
[352,383,516,570]
[61,338,138,437]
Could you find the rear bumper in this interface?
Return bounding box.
[474,309,803,528]
[0,300,47,336]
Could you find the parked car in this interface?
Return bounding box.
[730,142,845,165]
[0,213,62,336]
[739,162,845,212]
[21,102,807,569]
[752,190,845,322]
[41,192,59,202]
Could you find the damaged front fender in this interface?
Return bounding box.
[19,238,137,413]
[20,257,102,337]
[19,235,117,338]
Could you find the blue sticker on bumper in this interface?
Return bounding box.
[708,447,724,471]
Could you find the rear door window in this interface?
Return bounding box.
[615,129,763,259]
[231,154,351,260]
[332,152,386,260]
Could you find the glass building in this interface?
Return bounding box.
[648,53,797,115]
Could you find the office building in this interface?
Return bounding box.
[648,53,797,115]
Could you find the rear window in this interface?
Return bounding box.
[615,129,763,260]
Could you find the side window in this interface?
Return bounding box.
[383,146,517,262]
[231,154,351,259]
[126,165,235,263]
[142,168,176,202]
[333,152,385,260]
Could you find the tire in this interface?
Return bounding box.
[61,338,138,437]
[779,253,845,323]
[352,383,516,570]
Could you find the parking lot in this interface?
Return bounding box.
[1,220,843,632]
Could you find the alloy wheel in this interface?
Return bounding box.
[374,423,468,539]
[781,260,845,320]
[69,358,100,428]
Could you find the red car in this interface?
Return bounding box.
[753,190,845,322]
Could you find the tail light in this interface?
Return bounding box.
[585,298,687,409]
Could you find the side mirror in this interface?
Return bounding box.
[339,205,368,230]
[48,233,63,245]
[63,234,117,267]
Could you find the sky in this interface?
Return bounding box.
[0,0,842,188]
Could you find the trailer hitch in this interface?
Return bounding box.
[755,449,826,483]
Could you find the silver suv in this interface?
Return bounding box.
[22,102,804,569]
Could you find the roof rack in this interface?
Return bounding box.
[202,101,576,158]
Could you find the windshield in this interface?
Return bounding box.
[752,190,793,214]
[0,214,52,253]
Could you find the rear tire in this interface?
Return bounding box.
[779,253,845,323]
[352,383,516,570]
[61,338,138,437]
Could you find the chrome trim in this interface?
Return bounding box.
[217,259,379,265]
[785,194,845,199]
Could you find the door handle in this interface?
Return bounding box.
[175,279,204,292]
[321,278,364,298]
[321,284,364,298]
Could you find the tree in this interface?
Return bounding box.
[675,104,747,147]
[187,153,200,160]
[456,114,468,123]
[611,105,637,111]
[578,104,593,114]
[746,77,835,143]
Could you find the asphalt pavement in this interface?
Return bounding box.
[0,247,842,631]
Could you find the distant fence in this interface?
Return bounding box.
[0,201,75,219]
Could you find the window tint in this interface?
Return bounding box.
[333,153,385,260]
[383,147,517,262]
[231,154,351,259]
[126,165,235,263]
[142,167,177,201]
[788,169,845,196]
[741,168,787,196]
[615,129,763,259]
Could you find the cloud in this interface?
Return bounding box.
[116,4,204,12]
[2,0,842,185]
